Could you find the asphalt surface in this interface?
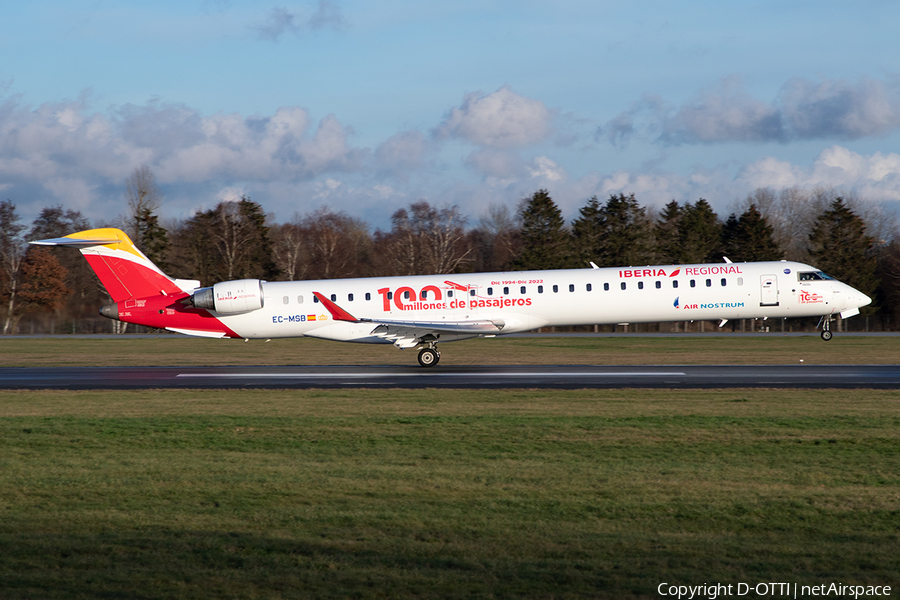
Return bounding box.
[1,364,897,389]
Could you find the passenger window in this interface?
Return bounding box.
[283,296,289,305]
[553,285,559,293]
[404,290,410,300]
[586,283,592,292]
[538,285,543,293]
[448,290,453,298]
[470,289,475,296]
[673,280,678,289]
[520,286,526,294]
[487,287,493,296]
[365,292,371,301]
[348,293,354,301]
[706,279,711,287]
[603,283,609,291]
[690,280,696,288]
[331,294,337,301]
[298,295,304,304]
[720,278,726,287]
[620,282,626,290]
[568,284,574,292]
[313,296,319,303]
[638,281,644,290]
[737,278,743,286]
[388,292,393,300]
[655,281,661,289]
[421,290,427,300]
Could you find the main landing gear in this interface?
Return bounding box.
[819,315,833,341]
[417,344,441,367]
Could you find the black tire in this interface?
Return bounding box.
[821,330,833,341]
[417,348,440,367]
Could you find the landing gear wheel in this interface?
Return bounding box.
[821,330,833,341]
[417,347,440,368]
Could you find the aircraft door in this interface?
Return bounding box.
[760,275,779,306]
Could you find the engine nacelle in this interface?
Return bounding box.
[192,279,264,314]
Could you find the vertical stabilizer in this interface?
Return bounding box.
[30,228,183,303]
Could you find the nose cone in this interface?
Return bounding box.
[860,293,872,308]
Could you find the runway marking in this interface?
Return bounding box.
[176,371,687,378]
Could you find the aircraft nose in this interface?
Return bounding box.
[860,292,872,308]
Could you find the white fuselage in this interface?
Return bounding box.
[211,261,870,343]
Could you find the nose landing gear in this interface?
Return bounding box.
[819,315,833,341]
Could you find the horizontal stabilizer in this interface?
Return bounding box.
[30,236,121,247]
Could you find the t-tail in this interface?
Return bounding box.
[30,228,238,337]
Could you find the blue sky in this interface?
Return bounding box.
[3,0,900,230]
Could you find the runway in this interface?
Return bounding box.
[1,364,898,389]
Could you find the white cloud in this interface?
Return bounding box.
[0,95,366,221]
[739,146,900,201]
[528,156,565,182]
[779,76,900,140]
[605,76,900,146]
[435,86,553,149]
[374,131,428,172]
[464,149,529,179]
[660,77,784,144]
[4,85,900,232]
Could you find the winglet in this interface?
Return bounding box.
[313,292,358,322]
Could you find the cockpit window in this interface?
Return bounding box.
[798,271,834,281]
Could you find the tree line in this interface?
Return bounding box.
[2,166,899,333]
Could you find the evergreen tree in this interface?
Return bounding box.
[808,198,878,310]
[654,200,682,264]
[512,190,570,270]
[721,204,783,262]
[573,193,654,267]
[571,196,603,266]
[596,193,653,267]
[170,197,278,284]
[134,207,170,271]
[676,199,722,263]
[238,197,279,281]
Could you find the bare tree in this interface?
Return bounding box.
[375,202,472,276]
[0,200,26,334]
[475,203,521,271]
[125,166,162,239]
[271,222,309,281]
[211,201,262,281]
[304,208,370,279]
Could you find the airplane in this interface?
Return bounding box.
[31,227,872,367]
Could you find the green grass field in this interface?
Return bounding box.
[1,333,899,367]
[1,387,898,599]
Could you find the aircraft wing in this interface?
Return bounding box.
[313,291,504,348]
